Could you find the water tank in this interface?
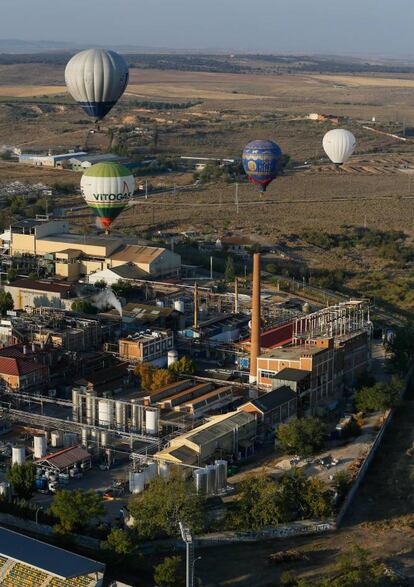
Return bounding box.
[173,300,185,313]
[129,471,145,494]
[63,432,77,448]
[145,408,159,435]
[50,430,63,448]
[98,399,112,428]
[12,446,25,466]
[159,461,170,480]
[167,349,179,367]
[144,461,157,485]
[115,401,126,430]
[72,388,80,422]
[100,430,111,447]
[90,428,99,440]
[86,391,96,426]
[33,435,47,459]
[206,464,218,495]
[215,460,228,492]
[81,428,89,447]
[194,468,208,495]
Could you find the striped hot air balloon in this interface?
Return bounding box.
[80,162,135,232]
[65,48,129,122]
[242,140,282,192]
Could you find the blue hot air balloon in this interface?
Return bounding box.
[242,140,282,192]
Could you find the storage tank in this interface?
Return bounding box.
[81,428,89,447]
[131,400,141,432]
[144,461,157,485]
[86,391,96,426]
[12,446,25,466]
[173,300,185,313]
[100,430,111,447]
[167,349,179,367]
[98,399,112,428]
[145,408,159,435]
[72,388,80,422]
[50,430,63,448]
[159,461,170,480]
[33,435,47,459]
[206,464,218,495]
[194,468,208,495]
[63,432,77,448]
[115,401,126,430]
[129,471,145,494]
[215,460,228,492]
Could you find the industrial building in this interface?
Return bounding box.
[18,151,87,167]
[0,344,50,392]
[5,278,77,310]
[238,385,297,428]
[0,527,105,586]
[8,217,181,279]
[119,330,175,366]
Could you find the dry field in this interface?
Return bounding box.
[0,86,66,97]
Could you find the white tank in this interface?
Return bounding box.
[159,461,170,480]
[86,391,96,426]
[98,399,112,428]
[129,471,145,494]
[173,300,185,313]
[12,446,25,466]
[131,400,141,432]
[51,430,63,448]
[81,428,89,446]
[90,428,98,440]
[194,468,208,495]
[145,408,159,435]
[72,388,80,422]
[215,460,228,492]
[100,430,111,447]
[115,401,126,430]
[63,432,77,448]
[206,464,218,495]
[167,349,179,367]
[144,461,157,485]
[33,435,47,459]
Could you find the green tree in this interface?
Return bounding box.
[386,322,414,374]
[129,476,204,539]
[153,555,182,587]
[231,474,283,530]
[277,417,327,457]
[7,462,35,500]
[50,489,104,534]
[224,256,235,283]
[0,290,13,316]
[94,280,107,290]
[333,471,351,502]
[7,267,18,282]
[71,299,98,314]
[354,378,402,413]
[169,356,196,377]
[103,528,135,557]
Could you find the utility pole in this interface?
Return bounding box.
[210,256,213,280]
[235,182,239,214]
[179,522,194,587]
[145,180,148,200]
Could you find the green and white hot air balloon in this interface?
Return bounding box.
[80,162,135,232]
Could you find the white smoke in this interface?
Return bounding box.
[93,288,122,317]
[95,217,104,231]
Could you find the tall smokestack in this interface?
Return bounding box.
[234,278,239,314]
[193,282,199,330]
[250,253,261,383]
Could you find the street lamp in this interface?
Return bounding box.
[35,506,43,525]
[179,521,194,587]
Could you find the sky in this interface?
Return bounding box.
[2,0,414,57]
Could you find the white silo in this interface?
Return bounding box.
[215,460,228,492]
[33,435,47,459]
[115,401,126,430]
[206,464,218,495]
[72,388,80,422]
[173,300,185,313]
[131,400,141,432]
[50,430,63,448]
[98,399,112,427]
[144,461,157,485]
[86,391,96,426]
[145,408,159,435]
[129,471,145,494]
[194,468,208,495]
[81,428,89,447]
[167,349,179,367]
[159,461,170,480]
[100,430,112,447]
[12,446,25,466]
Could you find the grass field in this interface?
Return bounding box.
[0,85,66,97]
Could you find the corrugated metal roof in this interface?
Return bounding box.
[111,245,166,263]
[37,446,90,471]
[188,411,255,446]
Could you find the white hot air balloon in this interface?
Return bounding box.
[65,48,129,122]
[322,129,356,165]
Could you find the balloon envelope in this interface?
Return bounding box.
[242,140,282,191]
[323,129,356,165]
[65,48,129,121]
[81,162,135,230]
